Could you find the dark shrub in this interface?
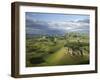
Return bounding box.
[29,57,45,64]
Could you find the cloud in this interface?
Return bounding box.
[76,19,90,23]
[26,17,89,35]
[45,21,89,32]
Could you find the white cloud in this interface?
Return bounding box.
[45,21,89,32]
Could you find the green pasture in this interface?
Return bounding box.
[26,33,89,67]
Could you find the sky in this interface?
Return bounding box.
[26,12,90,35]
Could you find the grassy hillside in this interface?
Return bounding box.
[26,32,89,67]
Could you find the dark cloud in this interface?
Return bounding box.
[26,18,90,35]
[77,19,90,23]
